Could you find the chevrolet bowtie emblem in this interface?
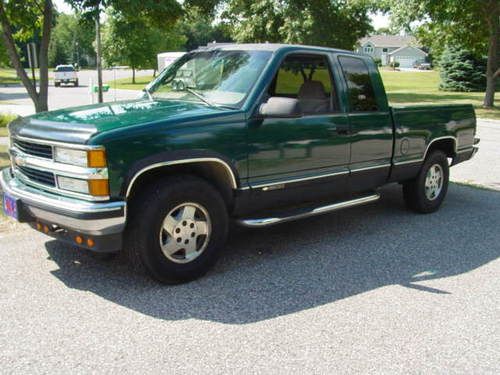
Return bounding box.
[14,156,26,167]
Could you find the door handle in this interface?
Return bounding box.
[336,127,350,135]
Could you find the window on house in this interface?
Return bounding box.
[338,56,378,112]
[382,48,388,53]
[363,45,374,54]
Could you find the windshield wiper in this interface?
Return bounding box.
[142,88,153,101]
[185,88,217,108]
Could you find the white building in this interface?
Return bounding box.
[356,35,428,68]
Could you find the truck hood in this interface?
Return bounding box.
[9,99,231,144]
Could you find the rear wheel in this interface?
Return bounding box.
[74,79,79,87]
[125,175,228,283]
[403,150,449,213]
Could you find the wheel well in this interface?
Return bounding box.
[126,162,236,209]
[426,138,456,159]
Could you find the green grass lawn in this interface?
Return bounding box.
[0,144,9,168]
[380,69,499,120]
[0,68,20,85]
[106,75,155,90]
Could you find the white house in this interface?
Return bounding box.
[356,35,428,68]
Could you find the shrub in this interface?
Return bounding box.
[439,45,486,92]
[390,61,400,69]
[0,112,17,128]
[373,58,382,67]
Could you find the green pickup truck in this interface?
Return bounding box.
[2,44,479,283]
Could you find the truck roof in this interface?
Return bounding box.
[194,43,359,56]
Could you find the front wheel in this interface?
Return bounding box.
[125,175,228,283]
[403,150,449,213]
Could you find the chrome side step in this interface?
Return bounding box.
[237,193,380,228]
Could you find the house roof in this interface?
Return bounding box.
[388,45,427,56]
[358,35,418,48]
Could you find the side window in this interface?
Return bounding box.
[270,54,338,114]
[338,56,378,112]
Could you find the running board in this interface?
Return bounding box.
[237,193,380,228]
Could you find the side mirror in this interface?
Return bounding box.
[259,97,302,118]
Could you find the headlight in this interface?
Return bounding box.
[54,147,106,168]
[57,176,109,196]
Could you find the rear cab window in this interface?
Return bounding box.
[338,56,378,112]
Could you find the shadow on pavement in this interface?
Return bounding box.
[45,183,500,324]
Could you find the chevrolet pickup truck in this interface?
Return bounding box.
[53,64,79,87]
[1,44,479,283]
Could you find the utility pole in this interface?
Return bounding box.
[95,5,103,103]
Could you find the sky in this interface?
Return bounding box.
[53,0,391,30]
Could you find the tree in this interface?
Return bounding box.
[179,7,233,51]
[49,13,95,67]
[0,27,11,67]
[67,0,183,103]
[386,0,499,108]
[0,0,53,112]
[102,9,185,83]
[221,0,373,50]
[439,45,487,92]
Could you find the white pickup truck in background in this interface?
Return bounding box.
[53,65,79,87]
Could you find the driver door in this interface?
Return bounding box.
[247,53,350,191]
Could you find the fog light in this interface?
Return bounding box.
[57,176,89,194]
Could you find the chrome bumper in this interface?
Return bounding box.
[1,168,126,236]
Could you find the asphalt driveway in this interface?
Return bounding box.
[0,183,499,373]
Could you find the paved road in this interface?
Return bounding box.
[450,119,500,190]
[0,184,499,373]
[0,69,153,116]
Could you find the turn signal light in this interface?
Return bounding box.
[87,149,107,168]
[75,235,83,244]
[86,238,95,247]
[88,179,109,196]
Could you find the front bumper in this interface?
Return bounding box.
[1,168,126,252]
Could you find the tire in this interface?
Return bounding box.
[403,150,449,213]
[74,79,79,87]
[55,82,60,87]
[125,175,228,284]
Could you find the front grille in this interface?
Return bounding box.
[13,139,53,159]
[17,166,56,187]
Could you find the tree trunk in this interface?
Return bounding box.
[95,7,103,103]
[132,67,135,84]
[36,0,53,113]
[483,2,499,108]
[0,1,54,112]
[153,69,157,78]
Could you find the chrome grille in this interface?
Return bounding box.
[13,139,53,159]
[16,166,56,187]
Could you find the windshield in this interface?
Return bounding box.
[55,66,75,72]
[147,50,272,108]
